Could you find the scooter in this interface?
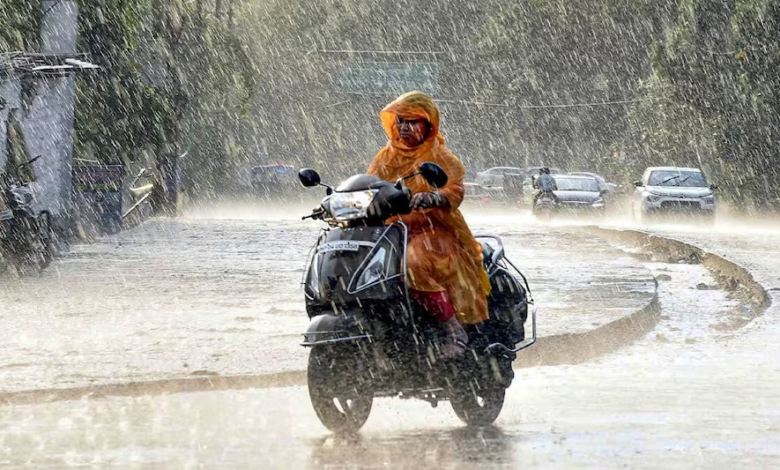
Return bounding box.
[533,191,559,219]
[0,156,53,274]
[298,161,537,432]
[121,168,156,224]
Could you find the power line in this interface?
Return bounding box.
[314,49,444,56]
[324,94,667,110]
[324,100,350,108]
[511,96,666,110]
[433,99,511,108]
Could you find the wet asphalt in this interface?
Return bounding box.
[1,205,778,468]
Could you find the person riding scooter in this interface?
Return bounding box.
[533,167,559,205]
[366,91,492,359]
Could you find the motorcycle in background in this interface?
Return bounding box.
[122,158,181,225]
[121,167,155,226]
[0,156,53,274]
[533,191,559,219]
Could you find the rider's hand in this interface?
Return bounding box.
[410,192,449,210]
[366,198,383,218]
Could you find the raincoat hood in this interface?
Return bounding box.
[367,91,491,324]
[380,91,444,153]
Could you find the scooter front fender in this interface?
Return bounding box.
[300,313,371,347]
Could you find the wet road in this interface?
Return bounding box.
[0,206,654,393]
[1,254,773,469]
[1,206,779,468]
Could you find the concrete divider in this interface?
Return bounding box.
[585,227,771,320]
[515,294,660,368]
[517,225,772,367]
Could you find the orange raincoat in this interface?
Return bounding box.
[367,91,491,325]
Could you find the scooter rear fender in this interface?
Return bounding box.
[300,313,371,347]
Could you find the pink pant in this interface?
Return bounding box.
[410,289,455,323]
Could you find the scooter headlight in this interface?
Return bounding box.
[326,190,379,221]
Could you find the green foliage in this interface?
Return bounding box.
[238,0,680,176]
[4,0,777,206]
[0,1,41,53]
[471,0,677,166]
[74,0,172,162]
[73,0,257,191]
[627,0,780,206]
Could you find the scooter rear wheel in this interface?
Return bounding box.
[307,346,373,434]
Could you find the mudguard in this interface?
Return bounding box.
[300,313,371,347]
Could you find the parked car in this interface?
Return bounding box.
[251,164,298,195]
[632,166,717,222]
[463,182,493,207]
[474,166,525,188]
[549,174,606,217]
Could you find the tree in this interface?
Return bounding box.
[73,0,258,193]
[628,0,780,206]
[471,0,678,169]
[0,0,41,53]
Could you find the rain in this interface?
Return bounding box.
[1,0,780,468]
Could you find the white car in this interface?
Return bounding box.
[632,167,717,222]
[474,167,524,188]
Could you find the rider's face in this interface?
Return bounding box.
[396,116,428,147]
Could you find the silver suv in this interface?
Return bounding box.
[632,166,717,222]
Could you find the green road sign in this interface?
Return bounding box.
[333,62,439,95]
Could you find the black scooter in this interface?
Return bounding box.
[0,156,53,274]
[298,162,537,433]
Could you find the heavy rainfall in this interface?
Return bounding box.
[1,0,779,468]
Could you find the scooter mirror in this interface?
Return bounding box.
[298,168,321,188]
[418,162,448,189]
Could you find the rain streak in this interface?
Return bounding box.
[1,1,780,468]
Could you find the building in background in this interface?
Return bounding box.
[0,0,97,237]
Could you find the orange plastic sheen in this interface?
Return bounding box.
[367,91,491,325]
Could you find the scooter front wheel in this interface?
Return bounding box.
[450,384,506,427]
[307,346,373,434]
